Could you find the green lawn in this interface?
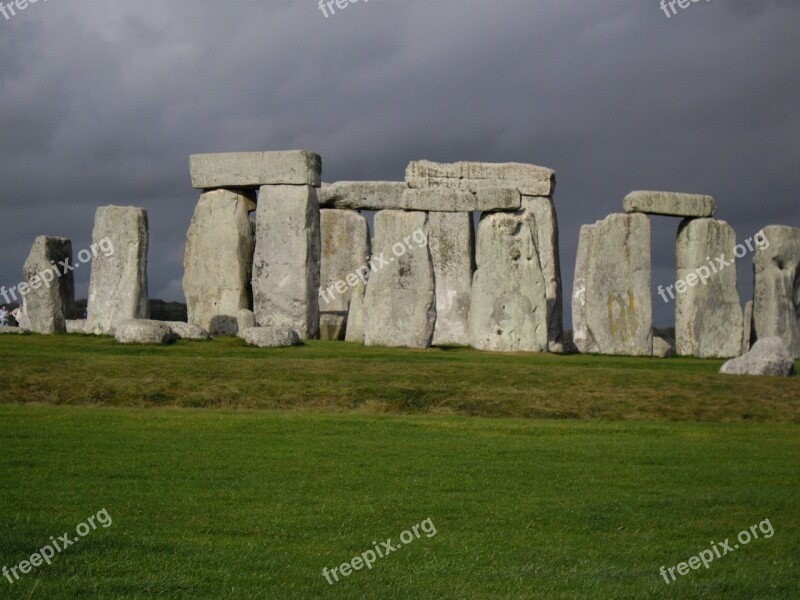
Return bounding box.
[0,336,798,598]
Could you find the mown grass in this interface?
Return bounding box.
[0,335,798,421]
[1,406,799,599]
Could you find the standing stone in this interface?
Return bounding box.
[675,218,743,358]
[469,209,549,352]
[320,209,370,313]
[21,236,75,334]
[183,189,256,335]
[572,213,652,356]
[237,309,257,336]
[364,211,435,348]
[86,206,149,335]
[319,312,348,341]
[345,278,366,343]
[752,225,800,358]
[742,300,754,355]
[252,185,320,339]
[524,196,564,350]
[429,212,474,346]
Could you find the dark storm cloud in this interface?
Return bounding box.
[1,0,798,326]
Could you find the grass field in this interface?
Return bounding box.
[1,336,799,598]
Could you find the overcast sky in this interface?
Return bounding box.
[1,0,798,327]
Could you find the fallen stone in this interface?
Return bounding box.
[752,225,800,358]
[115,320,176,345]
[21,236,75,335]
[317,182,407,210]
[320,209,370,313]
[166,322,210,340]
[364,211,436,348]
[240,326,302,348]
[344,278,366,343]
[66,320,87,334]
[319,312,348,341]
[675,218,743,358]
[190,151,321,189]
[469,209,548,352]
[720,337,797,377]
[624,191,716,218]
[183,189,257,335]
[0,326,27,334]
[237,309,257,337]
[86,206,149,335]
[252,185,321,339]
[428,212,474,346]
[653,335,676,358]
[406,160,555,197]
[572,213,652,356]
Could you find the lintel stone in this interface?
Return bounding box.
[624,191,715,218]
[190,151,321,189]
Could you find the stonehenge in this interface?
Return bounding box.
[8,147,796,373]
[21,236,75,334]
[752,226,800,358]
[86,206,150,335]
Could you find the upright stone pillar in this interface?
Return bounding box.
[675,218,743,358]
[752,225,800,358]
[572,213,652,356]
[469,208,548,352]
[183,189,256,335]
[319,209,370,313]
[86,206,149,335]
[428,212,474,346]
[21,236,75,334]
[252,185,321,339]
[364,211,435,348]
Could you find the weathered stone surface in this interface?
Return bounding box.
[572,213,652,356]
[318,182,407,210]
[675,218,743,358]
[742,300,754,355]
[469,209,549,352]
[320,209,370,313]
[364,211,436,348]
[428,212,474,346]
[406,161,555,197]
[237,309,257,336]
[0,326,27,335]
[319,312,348,341]
[720,337,797,377]
[190,151,321,189]
[240,326,302,348]
[401,188,521,212]
[344,278,366,343]
[653,335,676,358]
[252,185,321,339]
[752,225,800,358]
[114,319,176,345]
[66,320,86,334]
[624,191,716,218]
[86,206,149,335]
[183,189,256,335]
[21,236,75,335]
[524,196,564,350]
[166,322,210,340]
